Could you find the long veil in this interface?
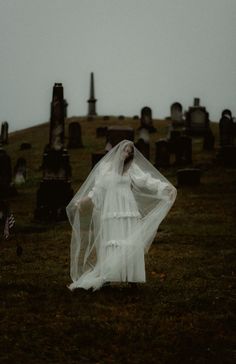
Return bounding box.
[66,140,177,290]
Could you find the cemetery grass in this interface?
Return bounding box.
[0,117,235,364]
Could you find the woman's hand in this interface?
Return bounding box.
[75,196,92,212]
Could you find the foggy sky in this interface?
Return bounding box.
[1,0,236,132]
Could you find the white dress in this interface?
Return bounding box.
[86,163,169,284]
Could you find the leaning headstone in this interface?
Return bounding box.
[1,122,9,145]
[35,83,73,222]
[106,126,134,147]
[170,102,184,127]
[140,106,156,132]
[185,98,209,136]
[14,158,26,185]
[155,140,170,168]
[67,122,83,149]
[177,168,201,186]
[219,109,234,146]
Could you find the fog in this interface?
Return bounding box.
[1,0,236,131]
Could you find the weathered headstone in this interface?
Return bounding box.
[1,122,9,145]
[140,106,156,132]
[87,72,97,117]
[219,109,234,146]
[67,122,83,149]
[49,84,64,151]
[106,126,134,147]
[185,98,209,135]
[35,83,73,222]
[177,168,201,186]
[14,158,26,185]
[170,102,184,127]
[155,140,170,168]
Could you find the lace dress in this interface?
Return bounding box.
[86,163,169,283]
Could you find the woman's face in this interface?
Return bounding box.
[122,144,134,161]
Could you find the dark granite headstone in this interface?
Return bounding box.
[63,99,68,119]
[203,128,215,150]
[35,83,73,222]
[67,122,83,149]
[174,136,192,165]
[91,152,107,168]
[219,109,234,146]
[1,122,9,145]
[107,126,134,147]
[217,146,236,168]
[140,106,156,132]
[14,157,26,185]
[155,140,170,168]
[0,146,16,198]
[177,168,201,186]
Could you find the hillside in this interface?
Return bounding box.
[0,117,235,364]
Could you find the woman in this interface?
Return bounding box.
[67,140,176,291]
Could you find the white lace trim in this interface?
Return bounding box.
[102,211,141,219]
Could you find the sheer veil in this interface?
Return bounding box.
[66,140,177,290]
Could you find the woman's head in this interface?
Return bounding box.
[122,143,134,163]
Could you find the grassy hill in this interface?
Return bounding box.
[0,117,235,364]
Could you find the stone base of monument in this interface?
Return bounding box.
[91,152,107,168]
[177,168,201,186]
[217,146,236,168]
[34,180,74,222]
[96,127,108,138]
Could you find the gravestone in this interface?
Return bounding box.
[219,109,234,146]
[177,168,201,186]
[203,128,215,150]
[0,146,16,198]
[1,122,9,145]
[155,140,170,168]
[35,83,73,222]
[140,106,156,132]
[135,128,150,159]
[14,158,26,185]
[87,72,97,117]
[91,152,107,168]
[217,146,236,168]
[185,98,209,136]
[106,126,134,147]
[67,122,83,148]
[170,102,184,127]
[167,127,182,153]
[174,136,192,165]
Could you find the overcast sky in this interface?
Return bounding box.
[1,0,236,132]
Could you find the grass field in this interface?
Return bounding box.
[0,117,235,364]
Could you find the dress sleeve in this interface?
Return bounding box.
[87,163,109,208]
[130,162,172,200]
